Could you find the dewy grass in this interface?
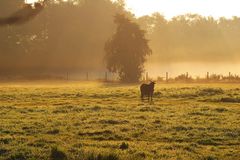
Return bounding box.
[0,82,240,160]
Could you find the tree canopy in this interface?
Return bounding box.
[105,14,152,82]
[0,0,125,77]
[138,13,240,63]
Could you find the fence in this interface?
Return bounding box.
[1,71,240,83]
[143,72,240,83]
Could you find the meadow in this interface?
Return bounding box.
[0,81,240,160]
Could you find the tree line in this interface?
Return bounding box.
[0,0,126,76]
[138,13,240,63]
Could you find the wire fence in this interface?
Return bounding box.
[1,71,240,83]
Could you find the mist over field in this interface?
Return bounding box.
[145,62,240,78]
[1,0,240,79]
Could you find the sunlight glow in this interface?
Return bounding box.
[25,0,240,19]
[126,0,240,19]
[25,0,39,3]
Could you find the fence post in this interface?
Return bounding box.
[105,72,108,81]
[146,72,149,82]
[86,72,89,81]
[166,72,168,83]
[142,75,145,82]
[207,72,209,80]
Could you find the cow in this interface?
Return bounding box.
[140,81,156,101]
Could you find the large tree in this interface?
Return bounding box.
[0,0,125,77]
[105,14,152,82]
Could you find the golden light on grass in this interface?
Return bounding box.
[1,82,240,159]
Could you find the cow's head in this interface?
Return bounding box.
[150,81,156,86]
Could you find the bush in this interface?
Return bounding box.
[119,142,129,150]
[197,139,218,146]
[50,146,67,160]
[203,155,218,160]
[47,129,60,134]
[220,97,240,103]
[8,152,27,160]
[87,153,119,160]
[198,88,224,96]
[215,107,228,112]
[0,148,8,155]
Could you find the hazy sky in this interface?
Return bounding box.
[26,0,240,19]
[125,0,240,19]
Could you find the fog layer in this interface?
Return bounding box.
[1,1,240,78]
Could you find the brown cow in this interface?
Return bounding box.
[140,81,155,101]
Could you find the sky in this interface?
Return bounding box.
[25,0,240,19]
[125,0,240,19]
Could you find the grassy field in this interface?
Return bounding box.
[0,81,240,160]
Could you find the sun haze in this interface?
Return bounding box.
[125,0,240,19]
[25,0,39,3]
[25,0,240,19]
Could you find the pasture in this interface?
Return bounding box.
[0,82,240,160]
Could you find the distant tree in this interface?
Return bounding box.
[175,73,193,82]
[0,0,126,77]
[104,14,152,82]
